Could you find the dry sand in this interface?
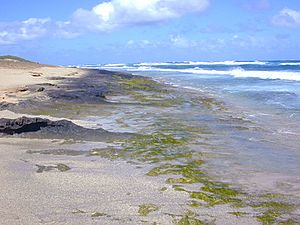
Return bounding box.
[0,59,85,104]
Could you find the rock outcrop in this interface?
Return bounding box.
[0,117,54,135]
[0,117,131,141]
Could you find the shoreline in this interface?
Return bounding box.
[0,59,299,224]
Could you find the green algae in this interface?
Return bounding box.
[257,210,280,225]
[228,212,248,217]
[36,164,53,173]
[173,185,187,192]
[176,216,205,225]
[189,200,202,207]
[258,193,284,199]
[279,219,299,225]
[93,131,197,164]
[174,211,205,225]
[191,96,226,111]
[89,148,124,160]
[253,202,296,225]
[132,133,187,146]
[160,187,168,191]
[253,202,295,213]
[116,75,186,108]
[36,163,71,173]
[57,163,71,172]
[86,124,297,224]
[91,212,107,217]
[190,191,241,207]
[167,177,199,184]
[123,129,245,209]
[72,91,298,224]
[231,202,248,209]
[138,204,159,216]
[190,159,205,166]
[72,209,86,214]
[127,91,184,107]
[201,185,239,197]
[118,77,164,92]
[146,164,202,179]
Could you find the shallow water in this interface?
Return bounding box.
[77,61,300,197]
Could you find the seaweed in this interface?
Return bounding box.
[174,211,205,225]
[138,204,159,216]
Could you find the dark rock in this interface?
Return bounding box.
[0,117,132,141]
[18,87,29,92]
[0,117,56,135]
[39,83,57,87]
[35,163,71,173]
[37,87,45,92]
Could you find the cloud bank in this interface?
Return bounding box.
[0,0,210,44]
[72,0,209,31]
[0,18,51,45]
[272,8,300,27]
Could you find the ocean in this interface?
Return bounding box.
[77,60,300,194]
[84,60,300,113]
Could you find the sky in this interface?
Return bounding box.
[0,0,300,64]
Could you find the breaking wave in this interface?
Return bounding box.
[126,66,300,81]
[280,62,300,66]
[134,60,267,66]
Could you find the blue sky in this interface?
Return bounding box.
[0,0,300,64]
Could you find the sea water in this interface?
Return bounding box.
[79,60,300,194]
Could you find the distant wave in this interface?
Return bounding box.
[228,68,300,81]
[82,64,102,67]
[126,66,300,81]
[134,60,267,66]
[81,64,135,70]
[103,63,126,67]
[78,63,300,81]
[280,62,300,66]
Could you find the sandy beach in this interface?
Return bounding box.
[0,57,299,225]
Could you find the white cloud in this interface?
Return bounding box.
[170,35,198,48]
[272,8,300,27]
[0,18,81,45]
[72,0,210,31]
[0,0,210,45]
[126,39,159,48]
[0,18,51,44]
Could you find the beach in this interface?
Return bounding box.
[0,57,299,225]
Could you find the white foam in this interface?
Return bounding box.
[229,68,300,81]
[103,63,127,67]
[134,61,267,66]
[280,62,300,66]
[188,60,267,66]
[77,62,300,81]
[82,64,102,67]
[126,66,300,81]
[81,64,136,70]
